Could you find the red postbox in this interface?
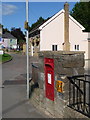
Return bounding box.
[44,58,54,101]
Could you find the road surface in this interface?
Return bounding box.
[2,54,48,118]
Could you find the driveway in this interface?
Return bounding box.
[2,54,48,118]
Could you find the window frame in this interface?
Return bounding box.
[52,45,58,51]
[74,45,79,51]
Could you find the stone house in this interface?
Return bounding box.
[29,3,90,59]
[29,24,41,56]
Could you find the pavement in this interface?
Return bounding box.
[1,54,48,118]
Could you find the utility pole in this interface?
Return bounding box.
[26,0,29,99]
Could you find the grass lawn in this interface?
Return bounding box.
[0,53,12,63]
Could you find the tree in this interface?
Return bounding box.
[3,28,10,33]
[29,17,45,32]
[11,28,26,49]
[0,24,10,33]
[70,2,90,32]
[28,16,51,32]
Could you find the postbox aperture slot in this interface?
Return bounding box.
[45,63,53,68]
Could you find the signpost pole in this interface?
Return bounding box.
[26,0,29,99]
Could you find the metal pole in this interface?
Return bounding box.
[26,0,29,99]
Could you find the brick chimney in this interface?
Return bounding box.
[63,2,70,51]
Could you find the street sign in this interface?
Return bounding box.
[24,21,28,30]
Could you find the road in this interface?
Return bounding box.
[2,54,48,118]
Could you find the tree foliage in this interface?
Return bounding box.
[0,24,10,33]
[29,17,50,32]
[70,2,90,32]
[3,28,10,33]
[11,27,26,45]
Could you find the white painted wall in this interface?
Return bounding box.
[2,38,17,49]
[40,12,64,51]
[69,18,89,59]
[3,39,9,48]
[69,17,83,51]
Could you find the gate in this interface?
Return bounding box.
[68,75,90,118]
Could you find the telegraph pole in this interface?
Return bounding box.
[26,0,29,99]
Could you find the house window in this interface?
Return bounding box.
[10,39,12,43]
[0,37,3,42]
[77,45,79,50]
[75,45,77,50]
[10,45,12,49]
[52,45,57,51]
[74,45,79,50]
[0,37,1,42]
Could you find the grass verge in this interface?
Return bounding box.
[0,53,12,63]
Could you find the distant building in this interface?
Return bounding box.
[0,25,17,51]
[2,32,17,50]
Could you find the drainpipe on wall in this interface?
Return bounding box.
[63,2,70,51]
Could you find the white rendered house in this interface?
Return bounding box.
[39,8,90,59]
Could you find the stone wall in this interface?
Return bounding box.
[29,51,89,118]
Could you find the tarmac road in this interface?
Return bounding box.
[2,54,48,118]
